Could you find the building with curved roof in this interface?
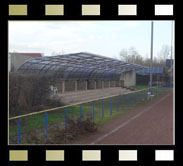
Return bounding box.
[17,52,146,93]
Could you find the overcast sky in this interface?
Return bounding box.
[9,21,174,59]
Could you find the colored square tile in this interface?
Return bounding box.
[155,150,174,161]
[155,5,173,15]
[82,150,101,161]
[45,5,64,15]
[46,150,64,161]
[9,5,27,16]
[9,150,28,161]
[118,5,137,15]
[82,5,100,16]
[119,150,137,161]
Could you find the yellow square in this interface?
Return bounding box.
[9,150,28,161]
[46,150,64,161]
[118,5,137,15]
[45,5,64,15]
[119,150,137,161]
[9,5,27,16]
[82,5,100,15]
[82,150,101,161]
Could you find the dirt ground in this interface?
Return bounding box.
[72,90,174,145]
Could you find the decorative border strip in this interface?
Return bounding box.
[8,4,174,16]
[8,149,175,161]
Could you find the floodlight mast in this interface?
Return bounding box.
[149,21,154,95]
[170,21,173,85]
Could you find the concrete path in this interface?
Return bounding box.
[59,87,130,104]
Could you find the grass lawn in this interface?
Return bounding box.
[132,85,149,90]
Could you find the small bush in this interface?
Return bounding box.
[9,73,63,116]
[45,118,97,144]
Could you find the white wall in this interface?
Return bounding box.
[10,53,36,72]
[120,70,136,87]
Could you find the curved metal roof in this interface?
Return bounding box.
[17,52,146,80]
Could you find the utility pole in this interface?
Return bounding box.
[149,21,154,95]
[170,21,173,85]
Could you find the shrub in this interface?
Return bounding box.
[9,73,63,116]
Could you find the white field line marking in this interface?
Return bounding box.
[91,94,171,144]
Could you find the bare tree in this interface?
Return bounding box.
[158,45,171,61]
[119,47,144,65]
[119,48,128,62]
[119,45,171,67]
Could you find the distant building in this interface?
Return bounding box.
[136,66,164,75]
[136,67,166,85]
[9,52,43,72]
[166,59,174,68]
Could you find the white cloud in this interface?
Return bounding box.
[8,21,173,59]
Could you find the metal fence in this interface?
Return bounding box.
[9,84,172,144]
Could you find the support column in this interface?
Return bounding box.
[75,80,78,92]
[94,81,96,89]
[62,81,65,93]
[85,81,87,90]
[119,80,122,87]
[102,81,104,89]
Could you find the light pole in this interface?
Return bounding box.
[149,21,154,95]
[170,21,173,85]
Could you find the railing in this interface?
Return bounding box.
[9,84,172,144]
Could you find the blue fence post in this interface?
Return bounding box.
[127,95,130,105]
[18,119,21,144]
[142,91,144,100]
[45,112,48,141]
[137,92,139,102]
[80,104,82,121]
[64,108,68,130]
[121,95,123,105]
[110,98,112,115]
[131,94,133,105]
[92,101,95,122]
[102,100,104,118]
[124,95,126,105]
[117,96,119,111]
[134,93,136,105]
[125,95,128,105]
